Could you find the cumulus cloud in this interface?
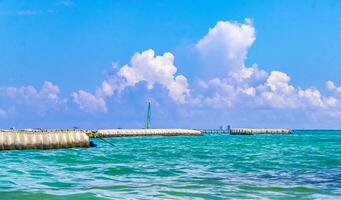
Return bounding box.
[117,49,190,103]
[96,76,125,98]
[326,81,341,93]
[265,71,294,94]
[326,81,336,91]
[193,19,268,107]
[73,49,190,113]
[192,19,341,121]
[257,71,327,109]
[0,81,65,114]
[196,18,255,72]
[72,90,107,113]
[196,19,267,85]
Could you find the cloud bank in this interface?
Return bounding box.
[2,19,341,128]
[0,81,65,116]
[69,18,341,124]
[194,19,341,120]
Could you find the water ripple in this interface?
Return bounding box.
[0,131,341,199]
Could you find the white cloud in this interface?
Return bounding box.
[56,0,76,8]
[41,81,62,101]
[265,71,294,95]
[167,75,190,103]
[196,19,268,86]
[117,49,190,103]
[72,49,190,113]
[326,81,341,93]
[192,19,341,121]
[100,81,114,97]
[240,87,256,97]
[0,10,54,16]
[0,81,65,114]
[323,97,338,108]
[255,72,341,111]
[196,18,255,72]
[298,88,323,108]
[326,81,336,91]
[118,50,177,89]
[72,90,107,113]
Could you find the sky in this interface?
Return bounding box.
[0,0,341,129]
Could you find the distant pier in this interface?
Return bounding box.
[201,128,292,135]
[230,128,292,135]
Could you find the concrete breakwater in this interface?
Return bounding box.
[0,128,291,151]
[231,128,292,135]
[93,129,203,138]
[0,129,202,150]
[0,130,90,150]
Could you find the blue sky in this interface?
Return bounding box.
[0,0,341,129]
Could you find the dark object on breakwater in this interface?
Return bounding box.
[0,130,90,150]
[230,128,292,135]
[89,141,97,147]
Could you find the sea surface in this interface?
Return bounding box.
[0,130,340,199]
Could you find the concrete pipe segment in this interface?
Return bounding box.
[0,130,90,150]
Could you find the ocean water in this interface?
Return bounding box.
[0,130,340,199]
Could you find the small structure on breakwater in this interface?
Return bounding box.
[93,129,202,138]
[0,130,90,150]
[201,129,230,134]
[230,128,292,135]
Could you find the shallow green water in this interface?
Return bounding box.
[1,130,341,199]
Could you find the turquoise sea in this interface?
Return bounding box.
[0,130,340,199]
